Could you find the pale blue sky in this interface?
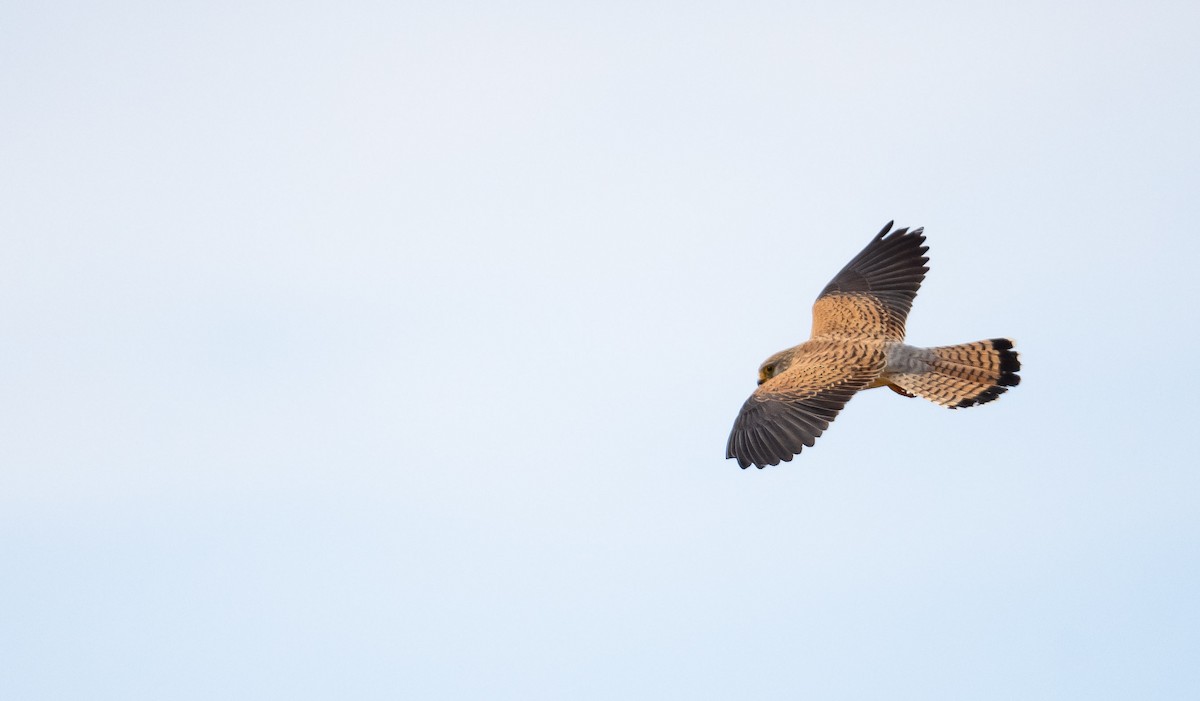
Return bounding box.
[2,1,1199,699]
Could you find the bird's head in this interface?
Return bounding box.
[757,349,797,386]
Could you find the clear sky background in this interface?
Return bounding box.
[3,1,1198,699]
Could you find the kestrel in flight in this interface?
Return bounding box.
[726,221,1021,468]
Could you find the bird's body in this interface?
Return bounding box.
[726,222,1021,469]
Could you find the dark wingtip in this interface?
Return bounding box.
[879,222,926,242]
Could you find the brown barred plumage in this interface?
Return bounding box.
[885,339,1021,408]
[727,222,1021,468]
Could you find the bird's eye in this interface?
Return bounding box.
[763,365,774,376]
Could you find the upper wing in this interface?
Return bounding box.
[810,221,929,340]
[726,345,884,468]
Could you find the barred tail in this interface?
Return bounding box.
[889,338,1021,408]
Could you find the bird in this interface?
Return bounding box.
[726,221,1021,469]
